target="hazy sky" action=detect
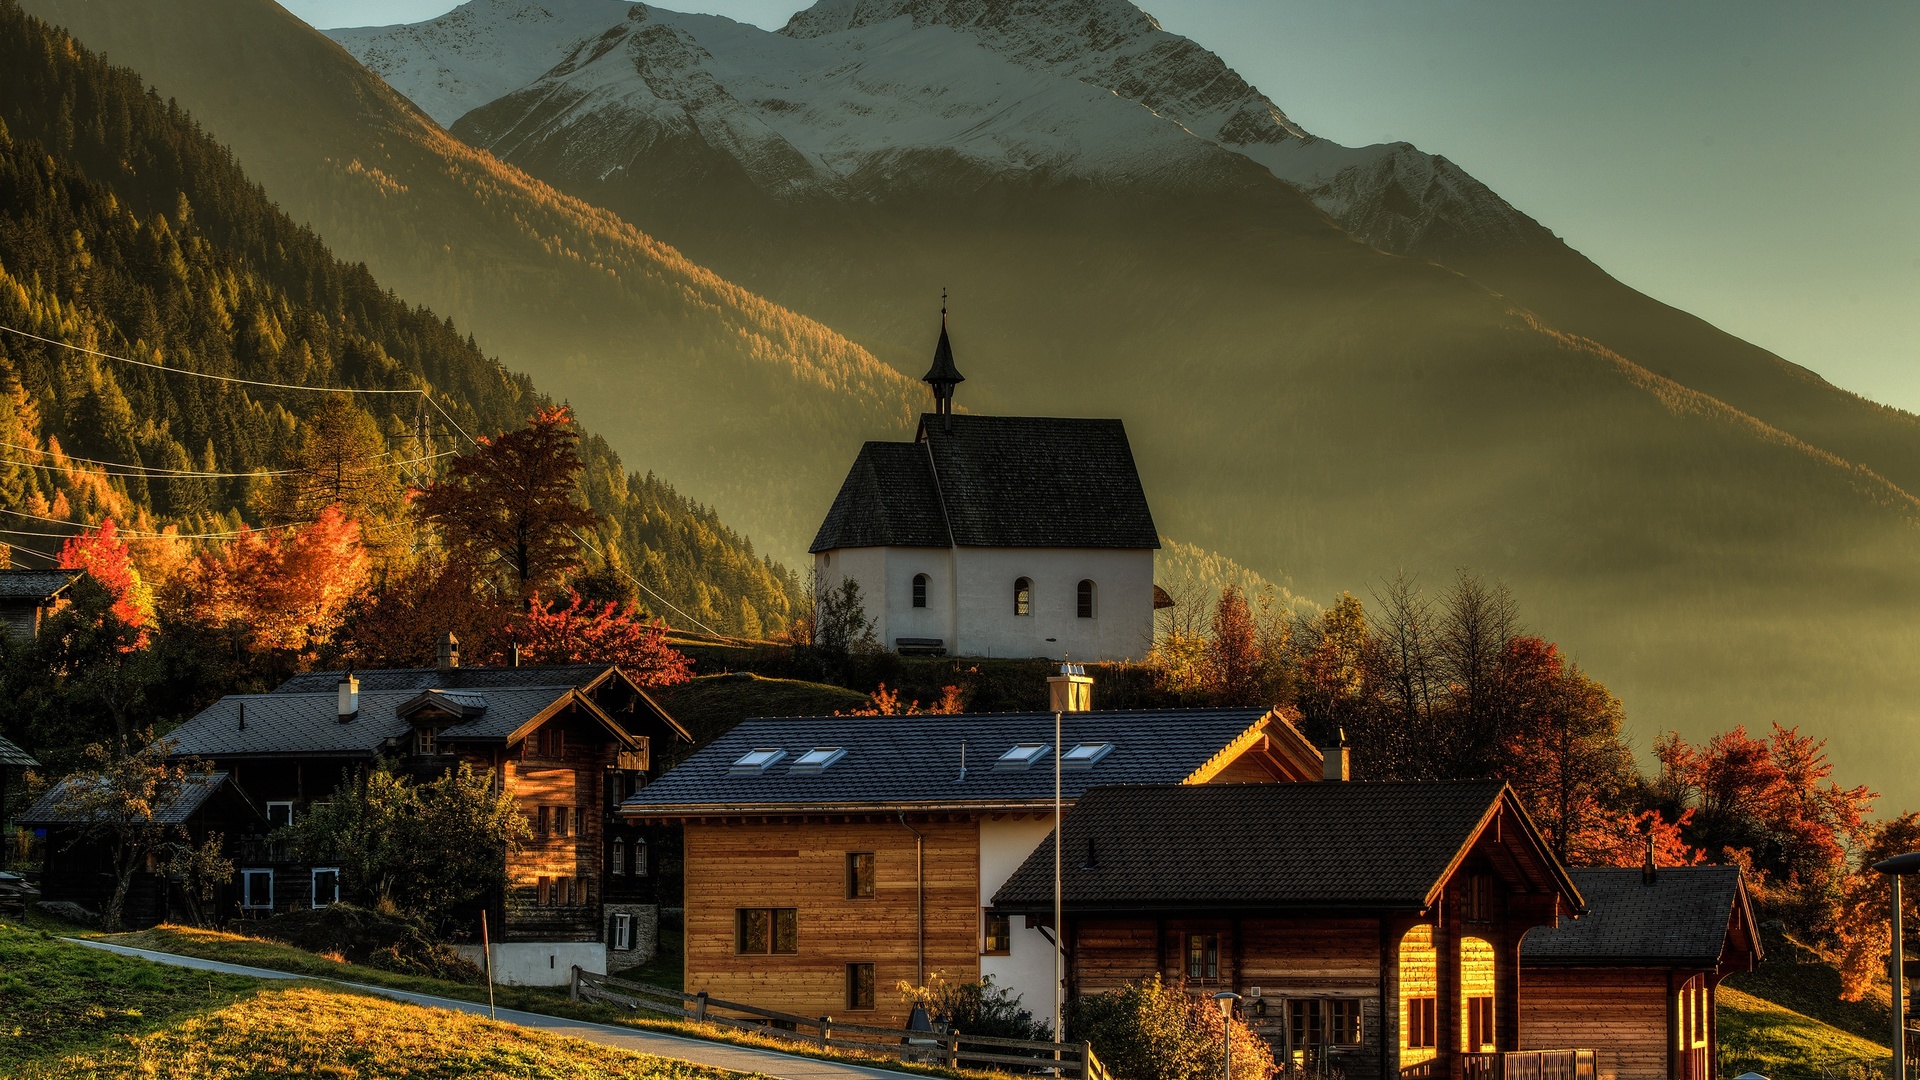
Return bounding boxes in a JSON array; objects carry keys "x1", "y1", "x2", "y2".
[{"x1": 289, "y1": 0, "x2": 1920, "y2": 412}]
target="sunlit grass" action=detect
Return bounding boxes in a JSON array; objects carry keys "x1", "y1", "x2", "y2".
[{"x1": 1719, "y1": 987, "x2": 1890, "y2": 1080}]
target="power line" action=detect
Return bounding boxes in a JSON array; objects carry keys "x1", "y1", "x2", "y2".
[
  {"x1": 0, "y1": 508, "x2": 300, "y2": 541},
  {"x1": 566, "y1": 525, "x2": 726, "y2": 640},
  {"x1": 0, "y1": 441, "x2": 455, "y2": 480},
  {"x1": 0, "y1": 324, "x2": 425, "y2": 394}
]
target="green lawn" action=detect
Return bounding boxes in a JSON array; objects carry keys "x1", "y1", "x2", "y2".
[
  {"x1": 1723, "y1": 932, "x2": 1891, "y2": 1045},
  {"x1": 1718, "y1": 987, "x2": 1890, "y2": 1080}
]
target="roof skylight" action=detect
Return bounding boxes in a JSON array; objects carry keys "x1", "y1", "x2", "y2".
[
  {"x1": 789, "y1": 747, "x2": 846, "y2": 775},
  {"x1": 1061, "y1": 742, "x2": 1115, "y2": 770},
  {"x1": 729, "y1": 748, "x2": 787, "y2": 775},
  {"x1": 995, "y1": 743, "x2": 1051, "y2": 771}
]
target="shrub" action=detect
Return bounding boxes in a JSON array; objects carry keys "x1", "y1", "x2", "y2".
[
  {"x1": 1071, "y1": 976, "x2": 1275, "y2": 1080},
  {"x1": 898, "y1": 975, "x2": 1052, "y2": 1041},
  {"x1": 253, "y1": 903, "x2": 484, "y2": 983}
]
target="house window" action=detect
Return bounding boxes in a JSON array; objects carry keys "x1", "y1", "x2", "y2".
[
  {"x1": 554, "y1": 806, "x2": 570, "y2": 838},
  {"x1": 577, "y1": 877, "x2": 590, "y2": 907},
  {"x1": 537, "y1": 806, "x2": 551, "y2": 837},
  {"x1": 1077, "y1": 579, "x2": 1095, "y2": 618},
  {"x1": 847, "y1": 852, "x2": 875, "y2": 899},
  {"x1": 311, "y1": 868, "x2": 340, "y2": 908},
  {"x1": 1013, "y1": 577, "x2": 1032, "y2": 616},
  {"x1": 983, "y1": 912, "x2": 1011, "y2": 955},
  {"x1": 912, "y1": 574, "x2": 929, "y2": 608},
  {"x1": 737, "y1": 908, "x2": 798, "y2": 954},
  {"x1": 1406, "y1": 997, "x2": 1437, "y2": 1049},
  {"x1": 1467, "y1": 996, "x2": 1495, "y2": 1050},
  {"x1": 634, "y1": 838, "x2": 648, "y2": 877},
  {"x1": 1289, "y1": 1000, "x2": 1323, "y2": 1052},
  {"x1": 613, "y1": 838, "x2": 626, "y2": 876},
  {"x1": 415, "y1": 726, "x2": 437, "y2": 756},
  {"x1": 1185, "y1": 933, "x2": 1219, "y2": 981},
  {"x1": 538, "y1": 876, "x2": 552, "y2": 905},
  {"x1": 1328, "y1": 999, "x2": 1362, "y2": 1046},
  {"x1": 241, "y1": 868, "x2": 273, "y2": 911},
  {"x1": 847, "y1": 963, "x2": 876, "y2": 1010},
  {"x1": 1464, "y1": 872, "x2": 1494, "y2": 922},
  {"x1": 265, "y1": 802, "x2": 295, "y2": 830},
  {"x1": 613, "y1": 912, "x2": 634, "y2": 951}
]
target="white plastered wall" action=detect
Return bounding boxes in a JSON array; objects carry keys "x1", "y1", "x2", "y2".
[
  {"x1": 453, "y1": 942, "x2": 607, "y2": 987},
  {"x1": 979, "y1": 816, "x2": 1062, "y2": 1028}
]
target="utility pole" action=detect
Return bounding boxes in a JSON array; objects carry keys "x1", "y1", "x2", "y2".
[{"x1": 1054, "y1": 705, "x2": 1064, "y2": 1059}]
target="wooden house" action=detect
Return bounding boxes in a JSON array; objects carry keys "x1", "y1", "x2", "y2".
[
  {"x1": 621, "y1": 702, "x2": 1325, "y2": 1026},
  {"x1": 165, "y1": 654, "x2": 691, "y2": 984},
  {"x1": 990, "y1": 781, "x2": 1586, "y2": 1079},
  {"x1": 19, "y1": 771, "x2": 265, "y2": 926},
  {"x1": 1521, "y1": 865, "x2": 1761, "y2": 1080},
  {"x1": 0, "y1": 568, "x2": 81, "y2": 640},
  {"x1": 0, "y1": 733, "x2": 36, "y2": 868}
]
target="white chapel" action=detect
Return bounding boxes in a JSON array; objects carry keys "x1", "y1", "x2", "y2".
[{"x1": 809, "y1": 311, "x2": 1160, "y2": 661}]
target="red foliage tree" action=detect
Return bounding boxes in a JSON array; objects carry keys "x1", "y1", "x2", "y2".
[
  {"x1": 845, "y1": 683, "x2": 966, "y2": 716},
  {"x1": 514, "y1": 591, "x2": 691, "y2": 687},
  {"x1": 58, "y1": 518, "x2": 152, "y2": 629},
  {"x1": 183, "y1": 506, "x2": 370, "y2": 651}
]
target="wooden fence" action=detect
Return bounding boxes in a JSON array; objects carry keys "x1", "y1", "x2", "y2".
[
  {"x1": 571, "y1": 968, "x2": 1109, "y2": 1079},
  {"x1": 1458, "y1": 1050, "x2": 1597, "y2": 1080}
]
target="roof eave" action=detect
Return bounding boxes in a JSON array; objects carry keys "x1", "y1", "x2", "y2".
[{"x1": 623, "y1": 798, "x2": 1068, "y2": 818}]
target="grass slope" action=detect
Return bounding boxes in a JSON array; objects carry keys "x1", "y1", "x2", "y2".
[
  {"x1": 1718, "y1": 987, "x2": 1889, "y2": 1080},
  {"x1": 1724, "y1": 932, "x2": 1891, "y2": 1046}
]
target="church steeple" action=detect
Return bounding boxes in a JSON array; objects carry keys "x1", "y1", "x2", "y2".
[{"x1": 922, "y1": 293, "x2": 964, "y2": 417}]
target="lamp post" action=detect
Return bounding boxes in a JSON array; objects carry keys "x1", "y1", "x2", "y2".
[
  {"x1": 1874, "y1": 851, "x2": 1920, "y2": 1080},
  {"x1": 1212, "y1": 991, "x2": 1241, "y2": 1080}
]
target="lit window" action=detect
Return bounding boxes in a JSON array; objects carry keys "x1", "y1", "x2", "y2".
[
  {"x1": 730, "y1": 748, "x2": 787, "y2": 775},
  {"x1": 912, "y1": 574, "x2": 929, "y2": 608},
  {"x1": 790, "y1": 747, "x2": 846, "y2": 774},
  {"x1": 1013, "y1": 577, "x2": 1032, "y2": 616},
  {"x1": 612, "y1": 838, "x2": 626, "y2": 876},
  {"x1": 983, "y1": 912, "x2": 1011, "y2": 955},
  {"x1": 995, "y1": 743, "x2": 1050, "y2": 771},
  {"x1": 1060, "y1": 742, "x2": 1114, "y2": 769},
  {"x1": 1077, "y1": 579, "x2": 1095, "y2": 618},
  {"x1": 1185, "y1": 933, "x2": 1218, "y2": 980}
]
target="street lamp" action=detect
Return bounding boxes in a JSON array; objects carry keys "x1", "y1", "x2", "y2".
[
  {"x1": 1212, "y1": 991, "x2": 1241, "y2": 1080},
  {"x1": 1874, "y1": 851, "x2": 1920, "y2": 1080}
]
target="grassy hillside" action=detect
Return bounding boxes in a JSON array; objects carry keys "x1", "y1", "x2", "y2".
[
  {"x1": 1719, "y1": 987, "x2": 1890, "y2": 1080},
  {"x1": 16, "y1": 0, "x2": 923, "y2": 558}
]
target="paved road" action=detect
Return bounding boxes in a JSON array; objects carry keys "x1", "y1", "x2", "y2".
[{"x1": 67, "y1": 938, "x2": 917, "y2": 1080}]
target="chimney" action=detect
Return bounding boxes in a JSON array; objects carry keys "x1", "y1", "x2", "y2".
[
  {"x1": 1642, "y1": 830, "x2": 1658, "y2": 886},
  {"x1": 337, "y1": 673, "x2": 360, "y2": 723},
  {"x1": 237, "y1": 699, "x2": 246, "y2": 731},
  {"x1": 511, "y1": 642, "x2": 521, "y2": 668},
  {"x1": 1047, "y1": 662, "x2": 1092, "y2": 713},
  {"x1": 1322, "y1": 728, "x2": 1350, "y2": 782},
  {"x1": 438, "y1": 631, "x2": 460, "y2": 672}
]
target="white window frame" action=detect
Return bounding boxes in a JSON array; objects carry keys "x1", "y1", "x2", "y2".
[
  {"x1": 241, "y1": 868, "x2": 274, "y2": 911},
  {"x1": 730, "y1": 748, "x2": 787, "y2": 775},
  {"x1": 265, "y1": 801, "x2": 295, "y2": 829},
  {"x1": 1061, "y1": 742, "x2": 1115, "y2": 770},
  {"x1": 995, "y1": 743, "x2": 1050, "y2": 771},
  {"x1": 612, "y1": 838, "x2": 626, "y2": 876},
  {"x1": 613, "y1": 912, "x2": 634, "y2": 951},
  {"x1": 634, "y1": 837, "x2": 648, "y2": 877},
  {"x1": 311, "y1": 867, "x2": 340, "y2": 908}
]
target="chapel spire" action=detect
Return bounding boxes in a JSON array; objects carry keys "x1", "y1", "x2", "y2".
[{"x1": 922, "y1": 291, "x2": 964, "y2": 417}]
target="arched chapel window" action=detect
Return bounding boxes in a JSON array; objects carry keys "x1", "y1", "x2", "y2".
[
  {"x1": 1077, "y1": 580, "x2": 1096, "y2": 619},
  {"x1": 1014, "y1": 578, "x2": 1032, "y2": 617},
  {"x1": 612, "y1": 838, "x2": 626, "y2": 876},
  {"x1": 912, "y1": 574, "x2": 929, "y2": 608}
]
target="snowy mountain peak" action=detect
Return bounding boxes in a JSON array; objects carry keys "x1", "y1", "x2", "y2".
[{"x1": 780, "y1": 0, "x2": 1161, "y2": 42}]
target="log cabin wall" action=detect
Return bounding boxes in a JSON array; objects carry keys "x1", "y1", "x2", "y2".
[
  {"x1": 1520, "y1": 968, "x2": 1667, "y2": 1080},
  {"x1": 683, "y1": 817, "x2": 982, "y2": 1027},
  {"x1": 501, "y1": 711, "x2": 616, "y2": 943}
]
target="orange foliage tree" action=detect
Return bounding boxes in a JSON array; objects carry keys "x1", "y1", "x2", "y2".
[
  {"x1": 182, "y1": 506, "x2": 370, "y2": 651},
  {"x1": 58, "y1": 518, "x2": 153, "y2": 629},
  {"x1": 512, "y1": 591, "x2": 692, "y2": 688},
  {"x1": 845, "y1": 683, "x2": 966, "y2": 716}
]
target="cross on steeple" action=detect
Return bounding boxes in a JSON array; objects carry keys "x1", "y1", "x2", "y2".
[{"x1": 922, "y1": 291, "x2": 965, "y2": 417}]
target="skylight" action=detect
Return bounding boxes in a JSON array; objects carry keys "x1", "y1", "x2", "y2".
[
  {"x1": 1061, "y1": 742, "x2": 1114, "y2": 770},
  {"x1": 995, "y1": 743, "x2": 1051, "y2": 771},
  {"x1": 789, "y1": 747, "x2": 846, "y2": 775},
  {"x1": 729, "y1": 748, "x2": 787, "y2": 775}
]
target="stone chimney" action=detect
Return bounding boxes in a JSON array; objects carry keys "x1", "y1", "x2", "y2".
[
  {"x1": 1322, "y1": 728, "x2": 1350, "y2": 782},
  {"x1": 437, "y1": 631, "x2": 460, "y2": 672},
  {"x1": 337, "y1": 673, "x2": 359, "y2": 723},
  {"x1": 1047, "y1": 662, "x2": 1092, "y2": 713}
]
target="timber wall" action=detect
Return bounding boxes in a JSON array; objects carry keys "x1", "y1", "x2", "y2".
[{"x1": 1521, "y1": 967, "x2": 1667, "y2": 1080}]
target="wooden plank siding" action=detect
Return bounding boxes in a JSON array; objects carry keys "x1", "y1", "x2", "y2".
[
  {"x1": 683, "y1": 818, "x2": 982, "y2": 1027},
  {"x1": 1521, "y1": 968, "x2": 1667, "y2": 1080},
  {"x1": 500, "y1": 709, "x2": 619, "y2": 942}
]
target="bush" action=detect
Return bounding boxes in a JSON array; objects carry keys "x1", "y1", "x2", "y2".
[
  {"x1": 899, "y1": 975, "x2": 1052, "y2": 1041},
  {"x1": 1071, "y1": 976, "x2": 1275, "y2": 1080},
  {"x1": 253, "y1": 903, "x2": 483, "y2": 983}
]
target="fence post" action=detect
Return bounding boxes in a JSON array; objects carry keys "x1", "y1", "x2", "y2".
[
  {"x1": 947, "y1": 1030, "x2": 960, "y2": 1069},
  {"x1": 570, "y1": 964, "x2": 581, "y2": 1002},
  {"x1": 694, "y1": 991, "x2": 709, "y2": 1022},
  {"x1": 1081, "y1": 1041, "x2": 1097, "y2": 1080},
  {"x1": 819, "y1": 1016, "x2": 832, "y2": 1049}
]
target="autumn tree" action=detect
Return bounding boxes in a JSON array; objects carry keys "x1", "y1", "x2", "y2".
[
  {"x1": 43, "y1": 733, "x2": 222, "y2": 931},
  {"x1": 514, "y1": 591, "x2": 692, "y2": 687},
  {"x1": 846, "y1": 683, "x2": 966, "y2": 716},
  {"x1": 414, "y1": 406, "x2": 600, "y2": 601},
  {"x1": 337, "y1": 553, "x2": 512, "y2": 668},
  {"x1": 58, "y1": 518, "x2": 153, "y2": 630},
  {"x1": 259, "y1": 396, "x2": 402, "y2": 528},
  {"x1": 1202, "y1": 586, "x2": 1265, "y2": 705},
  {"x1": 177, "y1": 506, "x2": 370, "y2": 652}
]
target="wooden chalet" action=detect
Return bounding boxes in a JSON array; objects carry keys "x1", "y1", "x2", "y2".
[
  {"x1": 0, "y1": 568, "x2": 81, "y2": 640},
  {"x1": 621, "y1": 702, "x2": 1324, "y2": 1026},
  {"x1": 164, "y1": 650, "x2": 691, "y2": 983},
  {"x1": 20, "y1": 771, "x2": 265, "y2": 926},
  {"x1": 990, "y1": 781, "x2": 1585, "y2": 1079},
  {"x1": 1521, "y1": 865, "x2": 1761, "y2": 1080},
  {"x1": 0, "y1": 733, "x2": 36, "y2": 868}
]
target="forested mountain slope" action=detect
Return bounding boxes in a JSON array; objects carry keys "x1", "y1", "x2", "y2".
[
  {"x1": 15, "y1": 0, "x2": 923, "y2": 558},
  {"x1": 0, "y1": 1, "x2": 798, "y2": 635}
]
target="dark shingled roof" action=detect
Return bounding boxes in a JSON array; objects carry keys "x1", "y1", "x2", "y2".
[
  {"x1": 19, "y1": 771, "x2": 238, "y2": 826},
  {"x1": 810, "y1": 415, "x2": 1159, "y2": 552},
  {"x1": 623, "y1": 709, "x2": 1277, "y2": 813},
  {"x1": 1524, "y1": 866, "x2": 1753, "y2": 967},
  {"x1": 275, "y1": 664, "x2": 613, "y2": 694},
  {"x1": 0, "y1": 569, "x2": 82, "y2": 601},
  {"x1": 0, "y1": 734, "x2": 38, "y2": 767},
  {"x1": 167, "y1": 685, "x2": 596, "y2": 759},
  {"x1": 993, "y1": 781, "x2": 1539, "y2": 913}
]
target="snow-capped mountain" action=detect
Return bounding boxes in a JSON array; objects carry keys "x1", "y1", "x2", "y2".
[{"x1": 330, "y1": 0, "x2": 1544, "y2": 255}]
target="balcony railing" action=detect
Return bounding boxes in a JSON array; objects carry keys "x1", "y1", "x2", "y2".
[{"x1": 1454, "y1": 1051, "x2": 1598, "y2": 1080}]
